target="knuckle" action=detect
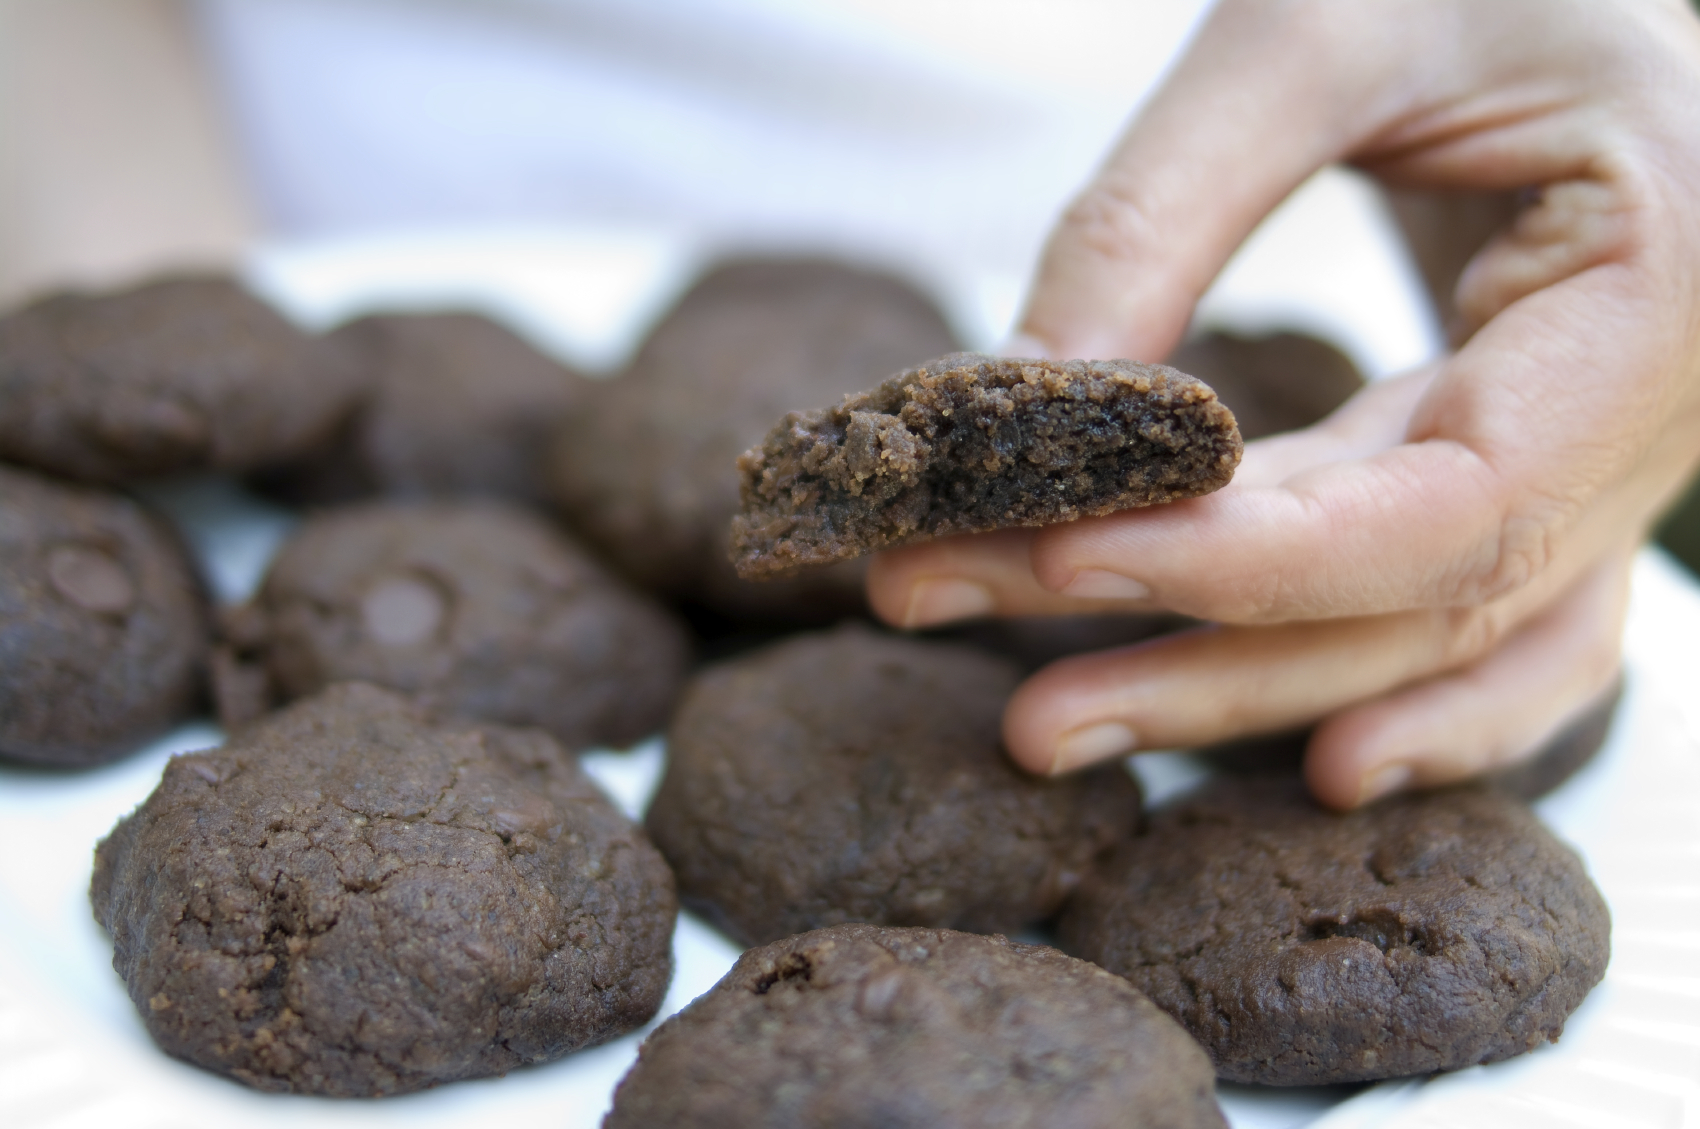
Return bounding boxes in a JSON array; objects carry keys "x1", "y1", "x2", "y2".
[
  {"x1": 1451, "y1": 506, "x2": 1562, "y2": 606},
  {"x1": 1436, "y1": 604, "x2": 1512, "y2": 668},
  {"x1": 1579, "y1": 619, "x2": 1627, "y2": 680},
  {"x1": 1575, "y1": 587, "x2": 1631, "y2": 683}
]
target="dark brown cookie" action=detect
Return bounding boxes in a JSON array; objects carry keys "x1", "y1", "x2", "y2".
[
  {"x1": 1386, "y1": 188, "x2": 1523, "y2": 332},
  {"x1": 1486, "y1": 676, "x2": 1624, "y2": 800},
  {"x1": 91, "y1": 682, "x2": 677, "y2": 1096},
  {"x1": 549, "y1": 258, "x2": 959, "y2": 621},
  {"x1": 1059, "y1": 776, "x2": 1610, "y2": 1085},
  {"x1": 646, "y1": 625, "x2": 1142, "y2": 946},
  {"x1": 1165, "y1": 331, "x2": 1363, "y2": 441},
  {"x1": 1, "y1": 464, "x2": 207, "y2": 766},
  {"x1": 731, "y1": 353, "x2": 1242, "y2": 579},
  {"x1": 0, "y1": 276, "x2": 365, "y2": 483},
  {"x1": 1197, "y1": 677, "x2": 1624, "y2": 802},
  {"x1": 254, "y1": 312, "x2": 588, "y2": 505},
  {"x1": 606, "y1": 924, "x2": 1226, "y2": 1129},
  {"x1": 218, "y1": 500, "x2": 688, "y2": 749},
  {"x1": 935, "y1": 612, "x2": 1192, "y2": 673}
]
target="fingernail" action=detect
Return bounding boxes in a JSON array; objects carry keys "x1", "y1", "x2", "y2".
[
  {"x1": 1061, "y1": 569, "x2": 1151, "y2": 600},
  {"x1": 1358, "y1": 763, "x2": 1412, "y2": 805},
  {"x1": 902, "y1": 578, "x2": 995, "y2": 627},
  {"x1": 998, "y1": 333, "x2": 1053, "y2": 360},
  {"x1": 1052, "y1": 722, "x2": 1138, "y2": 774}
]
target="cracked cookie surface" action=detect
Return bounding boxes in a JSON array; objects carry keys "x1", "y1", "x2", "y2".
[
  {"x1": 90, "y1": 682, "x2": 677, "y2": 1096},
  {"x1": 606, "y1": 923, "x2": 1226, "y2": 1129},
  {"x1": 731, "y1": 352, "x2": 1241, "y2": 578},
  {"x1": 645, "y1": 626, "x2": 1141, "y2": 946},
  {"x1": 1058, "y1": 776, "x2": 1610, "y2": 1085}
]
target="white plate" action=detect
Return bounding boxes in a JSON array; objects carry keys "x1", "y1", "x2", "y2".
[
  {"x1": 4, "y1": 469, "x2": 1698, "y2": 1128},
  {"x1": 4, "y1": 226, "x2": 1696, "y2": 1126}
]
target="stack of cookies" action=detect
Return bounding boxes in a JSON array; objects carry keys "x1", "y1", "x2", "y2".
[{"x1": 0, "y1": 263, "x2": 1610, "y2": 1124}]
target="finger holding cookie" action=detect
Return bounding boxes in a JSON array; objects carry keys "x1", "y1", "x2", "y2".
[{"x1": 867, "y1": 0, "x2": 1700, "y2": 807}]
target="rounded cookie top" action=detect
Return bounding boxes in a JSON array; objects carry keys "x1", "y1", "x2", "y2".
[
  {"x1": 645, "y1": 625, "x2": 1142, "y2": 945},
  {"x1": 607, "y1": 923, "x2": 1226, "y2": 1129},
  {"x1": 549, "y1": 258, "x2": 958, "y2": 621},
  {"x1": 90, "y1": 682, "x2": 678, "y2": 1097},
  {"x1": 225, "y1": 500, "x2": 688, "y2": 749},
  {"x1": 0, "y1": 276, "x2": 365, "y2": 483},
  {"x1": 0, "y1": 463, "x2": 206, "y2": 766},
  {"x1": 256, "y1": 312, "x2": 587, "y2": 505},
  {"x1": 1059, "y1": 775, "x2": 1611, "y2": 1085}
]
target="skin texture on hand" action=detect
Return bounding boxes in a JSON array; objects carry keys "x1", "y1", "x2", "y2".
[{"x1": 866, "y1": 0, "x2": 1700, "y2": 808}]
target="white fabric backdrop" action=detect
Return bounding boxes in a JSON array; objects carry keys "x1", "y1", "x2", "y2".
[{"x1": 199, "y1": 0, "x2": 1441, "y2": 375}]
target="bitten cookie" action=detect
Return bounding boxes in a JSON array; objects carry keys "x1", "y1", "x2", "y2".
[
  {"x1": 731, "y1": 352, "x2": 1242, "y2": 578},
  {"x1": 1059, "y1": 776, "x2": 1611, "y2": 1085},
  {"x1": 1, "y1": 464, "x2": 206, "y2": 766},
  {"x1": 91, "y1": 682, "x2": 678, "y2": 1096},
  {"x1": 645, "y1": 626, "x2": 1142, "y2": 946},
  {"x1": 255, "y1": 312, "x2": 587, "y2": 505},
  {"x1": 218, "y1": 500, "x2": 687, "y2": 749},
  {"x1": 925, "y1": 333, "x2": 1348, "y2": 666},
  {"x1": 0, "y1": 276, "x2": 364, "y2": 483},
  {"x1": 549, "y1": 258, "x2": 959, "y2": 621},
  {"x1": 605, "y1": 924, "x2": 1227, "y2": 1129}
]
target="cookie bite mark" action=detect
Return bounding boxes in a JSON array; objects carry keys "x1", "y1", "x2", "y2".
[{"x1": 730, "y1": 353, "x2": 1242, "y2": 578}]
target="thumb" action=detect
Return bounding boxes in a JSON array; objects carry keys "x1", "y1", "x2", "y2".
[{"x1": 1019, "y1": 0, "x2": 1418, "y2": 361}]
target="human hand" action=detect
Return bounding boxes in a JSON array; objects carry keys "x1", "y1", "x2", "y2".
[{"x1": 867, "y1": 0, "x2": 1700, "y2": 808}]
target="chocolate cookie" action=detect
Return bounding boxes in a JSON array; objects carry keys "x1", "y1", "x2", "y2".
[
  {"x1": 731, "y1": 353, "x2": 1242, "y2": 579},
  {"x1": 218, "y1": 500, "x2": 688, "y2": 749},
  {"x1": 646, "y1": 626, "x2": 1142, "y2": 946},
  {"x1": 1386, "y1": 188, "x2": 1523, "y2": 329},
  {"x1": 1165, "y1": 331, "x2": 1363, "y2": 441},
  {"x1": 91, "y1": 683, "x2": 677, "y2": 1096},
  {"x1": 1, "y1": 464, "x2": 206, "y2": 766},
  {"x1": 255, "y1": 312, "x2": 587, "y2": 505},
  {"x1": 1487, "y1": 676, "x2": 1624, "y2": 800},
  {"x1": 606, "y1": 924, "x2": 1226, "y2": 1129},
  {"x1": 1198, "y1": 677, "x2": 1624, "y2": 802},
  {"x1": 0, "y1": 276, "x2": 364, "y2": 483},
  {"x1": 1059, "y1": 776, "x2": 1610, "y2": 1085},
  {"x1": 935, "y1": 612, "x2": 1192, "y2": 673},
  {"x1": 549, "y1": 258, "x2": 959, "y2": 621}
]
